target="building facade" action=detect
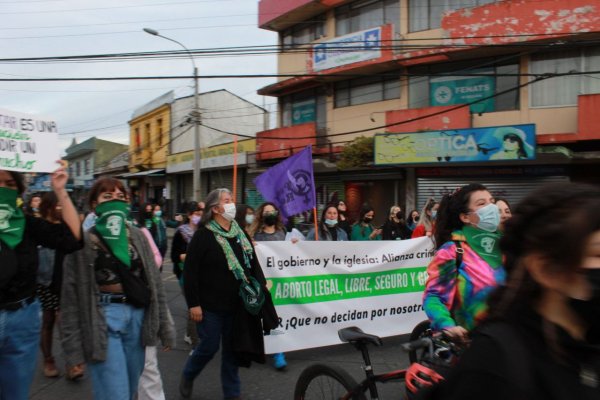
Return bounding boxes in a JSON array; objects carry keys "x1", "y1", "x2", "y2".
[
  {"x1": 257, "y1": 0, "x2": 600, "y2": 225},
  {"x1": 64, "y1": 137, "x2": 128, "y2": 212}
]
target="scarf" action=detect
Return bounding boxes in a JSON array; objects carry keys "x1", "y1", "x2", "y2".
[
  {"x1": 455, "y1": 225, "x2": 502, "y2": 268},
  {"x1": 0, "y1": 187, "x2": 25, "y2": 249},
  {"x1": 95, "y1": 200, "x2": 131, "y2": 268},
  {"x1": 177, "y1": 223, "x2": 195, "y2": 244},
  {"x1": 206, "y1": 219, "x2": 253, "y2": 281}
]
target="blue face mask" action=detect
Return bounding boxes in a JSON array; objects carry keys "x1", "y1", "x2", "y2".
[
  {"x1": 153, "y1": 210, "x2": 162, "y2": 218},
  {"x1": 431, "y1": 210, "x2": 437, "y2": 219},
  {"x1": 324, "y1": 219, "x2": 338, "y2": 227},
  {"x1": 473, "y1": 203, "x2": 500, "y2": 232}
]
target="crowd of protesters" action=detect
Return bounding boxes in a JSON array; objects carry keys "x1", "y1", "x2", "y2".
[{"x1": 1, "y1": 161, "x2": 598, "y2": 400}]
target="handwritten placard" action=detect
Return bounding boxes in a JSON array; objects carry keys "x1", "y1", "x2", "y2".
[{"x1": 0, "y1": 108, "x2": 60, "y2": 173}]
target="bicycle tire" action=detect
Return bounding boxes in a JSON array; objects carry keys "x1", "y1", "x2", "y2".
[
  {"x1": 294, "y1": 364, "x2": 367, "y2": 400},
  {"x1": 408, "y1": 320, "x2": 431, "y2": 364}
]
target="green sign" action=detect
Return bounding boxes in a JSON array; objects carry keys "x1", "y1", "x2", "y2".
[
  {"x1": 292, "y1": 100, "x2": 316, "y2": 125},
  {"x1": 430, "y1": 72, "x2": 495, "y2": 113}
]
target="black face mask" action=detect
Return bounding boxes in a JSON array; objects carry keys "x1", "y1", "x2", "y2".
[
  {"x1": 395, "y1": 211, "x2": 404, "y2": 221},
  {"x1": 363, "y1": 217, "x2": 373, "y2": 224},
  {"x1": 263, "y1": 214, "x2": 278, "y2": 227},
  {"x1": 569, "y1": 269, "x2": 600, "y2": 342}
]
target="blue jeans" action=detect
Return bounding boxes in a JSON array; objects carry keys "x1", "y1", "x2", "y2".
[
  {"x1": 183, "y1": 310, "x2": 240, "y2": 399},
  {"x1": 0, "y1": 299, "x2": 41, "y2": 400},
  {"x1": 89, "y1": 302, "x2": 145, "y2": 400}
]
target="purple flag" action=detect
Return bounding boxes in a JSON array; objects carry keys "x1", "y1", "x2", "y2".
[{"x1": 253, "y1": 146, "x2": 316, "y2": 219}]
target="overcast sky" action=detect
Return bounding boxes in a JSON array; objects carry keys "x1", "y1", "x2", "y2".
[{"x1": 0, "y1": 0, "x2": 278, "y2": 152}]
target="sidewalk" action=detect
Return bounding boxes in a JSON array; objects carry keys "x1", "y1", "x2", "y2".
[{"x1": 29, "y1": 260, "x2": 412, "y2": 399}]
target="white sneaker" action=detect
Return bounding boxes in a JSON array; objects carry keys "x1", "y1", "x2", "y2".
[{"x1": 183, "y1": 335, "x2": 192, "y2": 345}]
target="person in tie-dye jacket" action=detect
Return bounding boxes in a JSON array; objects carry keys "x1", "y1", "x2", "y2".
[{"x1": 423, "y1": 183, "x2": 506, "y2": 342}]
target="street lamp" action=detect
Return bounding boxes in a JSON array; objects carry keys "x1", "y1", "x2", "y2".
[{"x1": 143, "y1": 28, "x2": 202, "y2": 202}]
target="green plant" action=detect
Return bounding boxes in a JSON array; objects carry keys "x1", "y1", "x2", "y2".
[{"x1": 337, "y1": 136, "x2": 374, "y2": 169}]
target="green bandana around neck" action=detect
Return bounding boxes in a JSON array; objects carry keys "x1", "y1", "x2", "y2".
[
  {"x1": 459, "y1": 225, "x2": 502, "y2": 268},
  {"x1": 0, "y1": 187, "x2": 25, "y2": 249},
  {"x1": 206, "y1": 219, "x2": 254, "y2": 280},
  {"x1": 94, "y1": 200, "x2": 131, "y2": 268}
]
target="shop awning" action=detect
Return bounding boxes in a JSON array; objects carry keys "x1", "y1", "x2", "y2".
[{"x1": 119, "y1": 169, "x2": 165, "y2": 178}]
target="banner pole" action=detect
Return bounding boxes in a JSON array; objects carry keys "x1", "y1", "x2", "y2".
[
  {"x1": 313, "y1": 207, "x2": 319, "y2": 241},
  {"x1": 232, "y1": 135, "x2": 238, "y2": 202}
]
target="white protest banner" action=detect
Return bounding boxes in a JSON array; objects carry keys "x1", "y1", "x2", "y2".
[
  {"x1": 255, "y1": 238, "x2": 434, "y2": 353},
  {"x1": 0, "y1": 108, "x2": 60, "y2": 173}
]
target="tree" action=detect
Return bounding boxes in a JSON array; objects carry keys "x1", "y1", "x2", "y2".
[{"x1": 337, "y1": 136, "x2": 374, "y2": 169}]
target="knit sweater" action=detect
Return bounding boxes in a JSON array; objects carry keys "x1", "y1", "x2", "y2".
[{"x1": 60, "y1": 226, "x2": 175, "y2": 366}]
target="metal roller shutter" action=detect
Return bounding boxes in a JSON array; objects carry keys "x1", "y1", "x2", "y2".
[
  {"x1": 416, "y1": 176, "x2": 569, "y2": 210},
  {"x1": 206, "y1": 168, "x2": 246, "y2": 203}
]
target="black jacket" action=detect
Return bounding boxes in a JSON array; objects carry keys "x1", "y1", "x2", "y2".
[
  {"x1": 183, "y1": 225, "x2": 278, "y2": 366},
  {"x1": 382, "y1": 219, "x2": 411, "y2": 240},
  {"x1": 0, "y1": 215, "x2": 82, "y2": 304},
  {"x1": 426, "y1": 310, "x2": 600, "y2": 400}
]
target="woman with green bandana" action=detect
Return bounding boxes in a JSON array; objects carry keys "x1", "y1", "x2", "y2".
[
  {"x1": 422, "y1": 183, "x2": 506, "y2": 343},
  {"x1": 60, "y1": 177, "x2": 175, "y2": 400},
  {"x1": 179, "y1": 188, "x2": 278, "y2": 400},
  {"x1": 0, "y1": 163, "x2": 82, "y2": 400}
]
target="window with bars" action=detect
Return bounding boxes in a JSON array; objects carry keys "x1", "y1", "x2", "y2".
[
  {"x1": 530, "y1": 47, "x2": 600, "y2": 107},
  {"x1": 335, "y1": 0, "x2": 400, "y2": 36},
  {"x1": 335, "y1": 74, "x2": 400, "y2": 108},
  {"x1": 409, "y1": 0, "x2": 496, "y2": 32},
  {"x1": 281, "y1": 15, "x2": 326, "y2": 49},
  {"x1": 408, "y1": 60, "x2": 519, "y2": 112}
]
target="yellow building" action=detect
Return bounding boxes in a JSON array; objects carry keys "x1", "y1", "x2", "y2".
[{"x1": 126, "y1": 91, "x2": 173, "y2": 205}]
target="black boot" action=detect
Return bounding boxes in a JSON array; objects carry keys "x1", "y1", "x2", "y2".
[{"x1": 179, "y1": 375, "x2": 194, "y2": 398}]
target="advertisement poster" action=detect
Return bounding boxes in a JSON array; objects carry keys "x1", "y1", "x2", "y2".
[
  {"x1": 0, "y1": 108, "x2": 60, "y2": 173},
  {"x1": 256, "y1": 238, "x2": 433, "y2": 353},
  {"x1": 374, "y1": 124, "x2": 536, "y2": 165},
  {"x1": 313, "y1": 27, "x2": 381, "y2": 72},
  {"x1": 430, "y1": 71, "x2": 496, "y2": 113}
]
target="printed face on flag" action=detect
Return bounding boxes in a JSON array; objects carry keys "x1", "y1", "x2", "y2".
[{"x1": 253, "y1": 146, "x2": 316, "y2": 219}]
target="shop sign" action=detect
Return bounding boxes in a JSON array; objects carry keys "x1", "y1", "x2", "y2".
[
  {"x1": 292, "y1": 100, "x2": 316, "y2": 125},
  {"x1": 430, "y1": 71, "x2": 495, "y2": 113},
  {"x1": 167, "y1": 139, "x2": 256, "y2": 173},
  {"x1": 313, "y1": 27, "x2": 381, "y2": 72},
  {"x1": 375, "y1": 124, "x2": 536, "y2": 165}
]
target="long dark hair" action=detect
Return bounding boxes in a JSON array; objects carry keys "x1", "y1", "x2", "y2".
[
  {"x1": 355, "y1": 205, "x2": 375, "y2": 236},
  {"x1": 488, "y1": 183, "x2": 600, "y2": 322},
  {"x1": 433, "y1": 183, "x2": 488, "y2": 249},
  {"x1": 318, "y1": 204, "x2": 339, "y2": 238},
  {"x1": 40, "y1": 191, "x2": 61, "y2": 223},
  {"x1": 249, "y1": 202, "x2": 284, "y2": 237}
]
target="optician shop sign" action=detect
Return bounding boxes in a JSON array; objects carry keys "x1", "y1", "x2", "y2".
[
  {"x1": 374, "y1": 124, "x2": 536, "y2": 165},
  {"x1": 430, "y1": 70, "x2": 495, "y2": 113},
  {"x1": 312, "y1": 27, "x2": 381, "y2": 72}
]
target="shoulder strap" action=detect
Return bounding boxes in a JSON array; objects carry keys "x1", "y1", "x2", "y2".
[
  {"x1": 478, "y1": 322, "x2": 535, "y2": 397},
  {"x1": 453, "y1": 240, "x2": 463, "y2": 269}
]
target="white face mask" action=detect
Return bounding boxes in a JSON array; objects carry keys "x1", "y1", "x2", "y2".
[{"x1": 221, "y1": 203, "x2": 236, "y2": 221}]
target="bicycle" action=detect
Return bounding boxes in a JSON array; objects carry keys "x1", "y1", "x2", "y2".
[{"x1": 293, "y1": 325, "x2": 463, "y2": 400}]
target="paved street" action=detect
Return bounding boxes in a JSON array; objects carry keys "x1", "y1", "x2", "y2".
[{"x1": 29, "y1": 239, "x2": 413, "y2": 400}]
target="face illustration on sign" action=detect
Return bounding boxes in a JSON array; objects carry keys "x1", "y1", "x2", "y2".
[
  {"x1": 0, "y1": 205, "x2": 14, "y2": 230},
  {"x1": 106, "y1": 215, "x2": 122, "y2": 236}
]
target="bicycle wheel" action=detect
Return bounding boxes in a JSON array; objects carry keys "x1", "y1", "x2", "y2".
[
  {"x1": 294, "y1": 364, "x2": 367, "y2": 400},
  {"x1": 408, "y1": 320, "x2": 431, "y2": 364}
]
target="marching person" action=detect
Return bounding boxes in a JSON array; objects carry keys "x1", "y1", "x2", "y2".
[
  {"x1": 351, "y1": 205, "x2": 382, "y2": 241},
  {"x1": 180, "y1": 188, "x2": 278, "y2": 399},
  {"x1": 61, "y1": 177, "x2": 175, "y2": 400},
  {"x1": 426, "y1": 183, "x2": 600, "y2": 399},
  {"x1": 0, "y1": 163, "x2": 82, "y2": 400},
  {"x1": 382, "y1": 205, "x2": 411, "y2": 240},
  {"x1": 306, "y1": 204, "x2": 348, "y2": 241}
]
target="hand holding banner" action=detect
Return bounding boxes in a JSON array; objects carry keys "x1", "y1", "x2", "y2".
[{"x1": 0, "y1": 108, "x2": 60, "y2": 173}]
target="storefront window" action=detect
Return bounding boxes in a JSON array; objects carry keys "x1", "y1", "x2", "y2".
[
  {"x1": 408, "y1": 60, "x2": 519, "y2": 112},
  {"x1": 335, "y1": 0, "x2": 400, "y2": 36},
  {"x1": 335, "y1": 74, "x2": 400, "y2": 108},
  {"x1": 409, "y1": 0, "x2": 496, "y2": 32},
  {"x1": 530, "y1": 47, "x2": 600, "y2": 107}
]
